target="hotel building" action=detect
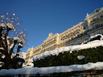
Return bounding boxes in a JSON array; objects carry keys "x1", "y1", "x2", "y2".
[{"x1": 25, "y1": 7, "x2": 103, "y2": 65}]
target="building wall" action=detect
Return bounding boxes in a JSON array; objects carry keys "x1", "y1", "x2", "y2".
[
  {"x1": 59, "y1": 22, "x2": 85, "y2": 46},
  {"x1": 25, "y1": 48, "x2": 34, "y2": 65},
  {"x1": 41, "y1": 33, "x2": 59, "y2": 51},
  {"x1": 25, "y1": 7, "x2": 103, "y2": 65},
  {"x1": 86, "y1": 8, "x2": 103, "y2": 30}
]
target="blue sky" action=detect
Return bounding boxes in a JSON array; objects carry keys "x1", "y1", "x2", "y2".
[{"x1": 0, "y1": 0, "x2": 103, "y2": 51}]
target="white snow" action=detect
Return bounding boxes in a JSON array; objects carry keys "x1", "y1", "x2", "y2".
[
  {"x1": 0, "y1": 62, "x2": 103, "y2": 75},
  {"x1": 0, "y1": 35, "x2": 103, "y2": 76},
  {"x1": 90, "y1": 34, "x2": 103, "y2": 40},
  {"x1": 77, "y1": 55, "x2": 85, "y2": 60},
  {"x1": 33, "y1": 40, "x2": 103, "y2": 61}
]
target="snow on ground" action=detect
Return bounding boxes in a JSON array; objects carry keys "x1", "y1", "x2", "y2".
[
  {"x1": 33, "y1": 40, "x2": 103, "y2": 61},
  {"x1": 0, "y1": 62, "x2": 103, "y2": 75}
]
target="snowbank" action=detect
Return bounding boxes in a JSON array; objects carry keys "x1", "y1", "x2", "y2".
[
  {"x1": 0, "y1": 62, "x2": 103, "y2": 75},
  {"x1": 33, "y1": 40, "x2": 103, "y2": 60}
]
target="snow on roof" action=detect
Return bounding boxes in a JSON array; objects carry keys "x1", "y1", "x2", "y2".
[{"x1": 90, "y1": 34, "x2": 103, "y2": 39}]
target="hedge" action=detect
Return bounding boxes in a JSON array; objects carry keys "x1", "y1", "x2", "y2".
[{"x1": 33, "y1": 46, "x2": 103, "y2": 67}]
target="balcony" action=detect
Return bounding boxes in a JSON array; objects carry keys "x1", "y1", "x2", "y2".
[{"x1": 90, "y1": 17, "x2": 103, "y2": 25}]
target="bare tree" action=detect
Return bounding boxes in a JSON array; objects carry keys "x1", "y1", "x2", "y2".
[{"x1": 0, "y1": 13, "x2": 25, "y2": 69}]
